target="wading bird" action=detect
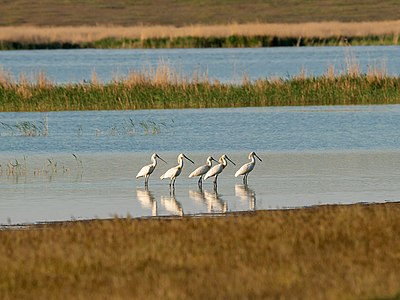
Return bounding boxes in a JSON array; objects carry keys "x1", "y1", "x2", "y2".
[
  {"x1": 160, "y1": 153, "x2": 194, "y2": 188},
  {"x1": 188, "y1": 156, "x2": 218, "y2": 188},
  {"x1": 136, "y1": 153, "x2": 167, "y2": 186},
  {"x1": 204, "y1": 154, "x2": 236, "y2": 188},
  {"x1": 235, "y1": 151, "x2": 262, "y2": 184}
]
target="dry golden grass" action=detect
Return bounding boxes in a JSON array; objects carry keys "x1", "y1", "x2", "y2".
[
  {"x1": 0, "y1": 20, "x2": 399, "y2": 44},
  {"x1": 1, "y1": 203, "x2": 400, "y2": 299}
]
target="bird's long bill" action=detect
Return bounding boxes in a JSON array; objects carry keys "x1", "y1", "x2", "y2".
[
  {"x1": 211, "y1": 157, "x2": 218, "y2": 163},
  {"x1": 157, "y1": 155, "x2": 167, "y2": 164},
  {"x1": 226, "y1": 156, "x2": 236, "y2": 165},
  {"x1": 255, "y1": 153, "x2": 262, "y2": 162},
  {"x1": 184, "y1": 155, "x2": 195, "y2": 164}
]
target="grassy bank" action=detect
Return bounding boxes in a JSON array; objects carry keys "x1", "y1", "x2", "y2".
[
  {"x1": 1, "y1": 203, "x2": 400, "y2": 299},
  {"x1": 1, "y1": 21, "x2": 399, "y2": 49},
  {"x1": 2, "y1": 34, "x2": 399, "y2": 50},
  {"x1": 0, "y1": 68, "x2": 399, "y2": 112}
]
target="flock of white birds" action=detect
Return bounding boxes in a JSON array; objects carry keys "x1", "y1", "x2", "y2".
[{"x1": 136, "y1": 151, "x2": 262, "y2": 188}]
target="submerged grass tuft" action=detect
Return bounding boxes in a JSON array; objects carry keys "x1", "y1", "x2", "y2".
[
  {"x1": 0, "y1": 114, "x2": 48, "y2": 136},
  {"x1": 0, "y1": 155, "x2": 80, "y2": 178}
]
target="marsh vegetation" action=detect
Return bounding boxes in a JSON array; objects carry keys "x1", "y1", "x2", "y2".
[
  {"x1": 0, "y1": 154, "x2": 82, "y2": 178},
  {"x1": 1, "y1": 203, "x2": 400, "y2": 299},
  {"x1": 0, "y1": 61, "x2": 399, "y2": 112}
]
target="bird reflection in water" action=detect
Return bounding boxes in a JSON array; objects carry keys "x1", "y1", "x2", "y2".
[
  {"x1": 136, "y1": 187, "x2": 157, "y2": 216},
  {"x1": 189, "y1": 187, "x2": 227, "y2": 214},
  {"x1": 188, "y1": 188, "x2": 207, "y2": 205},
  {"x1": 235, "y1": 184, "x2": 256, "y2": 211},
  {"x1": 160, "y1": 188, "x2": 184, "y2": 217}
]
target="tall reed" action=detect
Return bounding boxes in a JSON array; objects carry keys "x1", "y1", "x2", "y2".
[{"x1": 0, "y1": 62, "x2": 399, "y2": 112}]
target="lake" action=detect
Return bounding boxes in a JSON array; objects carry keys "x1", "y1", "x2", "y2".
[
  {"x1": 1, "y1": 105, "x2": 400, "y2": 225},
  {"x1": 0, "y1": 46, "x2": 400, "y2": 83}
]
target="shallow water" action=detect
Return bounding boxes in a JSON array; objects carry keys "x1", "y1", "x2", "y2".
[
  {"x1": 1, "y1": 151, "x2": 399, "y2": 225},
  {"x1": 1, "y1": 46, "x2": 399, "y2": 83},
  {"x1": 1, "y1": 105, "x2": 400, "y2": 224}
]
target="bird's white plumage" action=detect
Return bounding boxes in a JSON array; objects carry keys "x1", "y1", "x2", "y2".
[
  {"x1": 204, "y1": 154, "x2": 235, "y2": 181},
  {"x1": 189, "y1": 156, "x2": 216, "y2": 178},
  {"x1": 160, "y1": 153, "x2": 194, "y2": 186},
  {"x1": 234, "y1": 152, "x2": 262, "y2": 183},
  {"x1": 160, "y1": 166, "x2": 182, "y2": 180},
  {"x1": 136, "y1": 153, "x2": 166, "y2": 186},
  {"x1": 204, "y1": 164, "x2": 224, "y2": 180},
  {"x1": 234, "y1": 162, "x2": 254, "y2": 177},
  {"x1": 136, "y1": 164, "x2": 154, "y2": 178}
]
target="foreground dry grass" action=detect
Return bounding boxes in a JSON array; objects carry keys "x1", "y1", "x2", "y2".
[
  {"x1": 1, "y1": 21, "x2": 399, "y2": 44},
  {"x1": 1, "y1": 203, "x2": 400, "y2": 299}
]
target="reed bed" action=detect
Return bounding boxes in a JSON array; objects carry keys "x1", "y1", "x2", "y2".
[
  {"x1": 1, "y1": 20, "x2": 400, "y2": 49},
  {"x1": 1, "y1": 202, "x2": 400, "y2": 299},
  {"x1": 0, "y1": 64, "x2": 399, "y2": 112}
]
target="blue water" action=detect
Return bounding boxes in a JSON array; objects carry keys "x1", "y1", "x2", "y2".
[
  {"x1": 1, "y1": 105, "x2": 400, "y2": 154},
  {"x1": 0, "y1": 46, "x2": 399, "y2": 83},
  {"x1": 2, "y1": 46, "x2": 400, "y2": 225},
  {"x1": 1, "y1": 106, "x2": 400, "y2": 225}
]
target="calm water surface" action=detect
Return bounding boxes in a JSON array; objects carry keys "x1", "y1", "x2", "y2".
[
  {"x1": 1, "y1": 105, "x2": 400, "y2": 224},
  {"x1": 1, "y1": 46, "x2": 399, "y2": 83}
]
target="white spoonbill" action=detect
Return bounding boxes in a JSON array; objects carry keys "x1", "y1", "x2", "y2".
[
  {"x1": 160, "y1": 153, "x2": 194, "y2": 187},
  {"x1": 188, "y1": 156, "x2": 218, "y2": 188},
  {"x1": 204, "y1": 154, "x2": 236, "y2": 188},
  {"x1": 235, "y1": 151, "x2": 262, "y2": 184},
  {"x1": 136, "y1": 153, "x2": 167, "y2": 186}
]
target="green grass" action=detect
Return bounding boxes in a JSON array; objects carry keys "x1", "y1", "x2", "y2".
[
  {"x1": 1, "y1": 34, "x2": 398, "y2": 50},
  {"x1": 1, "y1": 74, "x2": 399, "y2": 112},
  {"x1": 1, "y1": 202, "x2": 400, "y2": 299},
  {"x1": 1, "y1": 0, "x2": 399, "y2": 26}
]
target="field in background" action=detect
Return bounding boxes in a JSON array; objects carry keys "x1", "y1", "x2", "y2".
[
  {"x1": 1, "y1": 202, "x2": 400, "y2": 299},
  {"x1": 1, "y1": 1, "x2": 400, "y2": 49},
  {"x1": 1, "y1": 0, "x2": 399, "y2": 26}
]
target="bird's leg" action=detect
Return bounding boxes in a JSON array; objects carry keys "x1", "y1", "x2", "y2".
[
  {"x1": 213, "y1": 175, "x2": 218, "y2": 189},
  {"x1": 198, "y1": 176, "x2": 202, "y2": 188},
  {"x1": 242, "y1": 175, "x2": 246, "y2": 185},
  {"x1": 145, "y1": 175, "x2": 149, "y2": 186}
]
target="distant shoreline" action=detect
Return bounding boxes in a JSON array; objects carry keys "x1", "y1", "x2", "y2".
[{"x1": 1, "y1": 21, "x2": 399, "y2": 50}]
